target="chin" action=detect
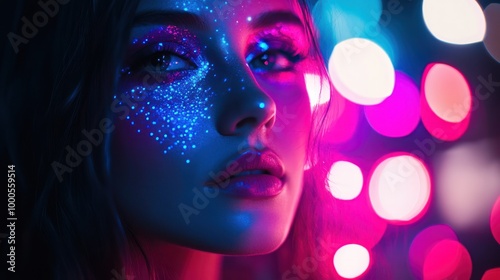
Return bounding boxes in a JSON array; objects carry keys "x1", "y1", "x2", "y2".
[
  {"x1": 163, "y1": 209, "x2": 294, "y2": 256},
  {"x1": 227, "y1": 229, "x2": 290, "y2": 256},
  {"x1": 192, "y1": 231, "x2": 289, "y2": 256}
]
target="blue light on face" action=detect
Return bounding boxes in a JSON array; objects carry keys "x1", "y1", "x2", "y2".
[
  {"x1": 117, "y1": 26, "x2": 214, "y2": 164},
  {"x1": 258, "y1": 102, "x2": 265, "y2": 109}
]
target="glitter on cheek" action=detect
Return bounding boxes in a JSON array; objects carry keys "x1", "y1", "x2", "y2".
[
  {"x1": 116, "y1": 61, "x2": 213, "y2": 164},
  {"x1": 117, "y1": 25, "x2": 215, "y2": 164}
]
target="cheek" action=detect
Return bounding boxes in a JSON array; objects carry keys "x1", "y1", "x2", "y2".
[
  {"x1": 266, "y1": 74, "x2": 311, "y2": 182},
  {"x1": 114, "y1": 63, "x2": 214, "y2": 162},
  {"x1": 261, "y1": 73, "x2": 312, "y2": 136}
]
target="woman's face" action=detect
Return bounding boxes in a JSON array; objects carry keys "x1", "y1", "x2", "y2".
[{"x1": 111, "y1": 0, "x2": 314, "y2": 254}]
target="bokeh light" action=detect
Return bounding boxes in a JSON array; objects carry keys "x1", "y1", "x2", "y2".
[
  {"x1": 306, "y1": 0, "x2": 500, "y2": 278},
  {"x1": 327, "y1": 160, "x2": 363, "y2": 200},
  {"x1": 364, "y1": 71, "x2": 420, "y2": 138},
  {"x1": 328, "y1": 38, "x2": 395, "y2": 105},
  {"x1": 329, "y1": 0, "x2": 382, "y2": 23},
  {"x1": 409, "y1": 225, "x2": 458, "y2": 278},
  {"x1": 421, "y1": 63, "x2": 471, "y2": 141},
  {"x1": 311, "y1": 0, "x2": 386, "y2": 59},
  {"x1": 423, "y1": 63, "x2": 471, "y2": 123},
  {"x1": 435, "y1": 139, "x2": 500, "y2": 230},
  {"x1": 369, "y1": 153, "x2": 431, "y2": 223},
  {"x1": 422, "y1": 240, "x2": 472, "y2": 280},
  {"x1": 333, "y1": 244, "x2": 370, "y2": 279},
  {"x1": 305, "y1": 73, "x2": 331, "y2": 110},
  {"x1": 422, "y1": 0, "x2": 486, "y2": 45},
  {"x1": 482, "y1": 268, "x2": 500, "y2": 280},
  {"x1": 483, "y1": 3, "x2": 500, "y2": 63},
  {"x1": 491, "y1": 196, "x2": 500, "y2": 245}
]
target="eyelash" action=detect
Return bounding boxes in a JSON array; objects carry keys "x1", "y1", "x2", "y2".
[{"x1": 245, "y1": 39, "x2": 306, "y2": 73}]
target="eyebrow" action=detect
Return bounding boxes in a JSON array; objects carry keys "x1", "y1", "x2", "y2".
[
  {"x1": 133, "y1": 10, "x2": 208, "y2": 30},
  {"x1": 250, "y1": 10, "x2": 304, "y2": 30}
]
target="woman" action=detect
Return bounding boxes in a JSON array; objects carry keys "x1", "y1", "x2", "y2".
[{"x1": 2, "y1": 0, "x2": 336, "y2": 279}]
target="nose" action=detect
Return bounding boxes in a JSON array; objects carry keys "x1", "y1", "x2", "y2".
[{"x1": 215, "y1": 72, "x2": 276, "y2": 136}]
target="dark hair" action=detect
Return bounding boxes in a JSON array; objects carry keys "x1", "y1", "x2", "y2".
[
  {"x1": 3, "y1": 1, "x2": 140, "y2": 279},
  {"x1": 1, "y1": 0, "x2": 337, "y2": 279}
]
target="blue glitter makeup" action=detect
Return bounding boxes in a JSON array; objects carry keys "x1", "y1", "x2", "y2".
[
  {"x1": 116, "y1": 4, "x2": 310, "y2": 165},
  {"x1": 118, "y1": 26, "x2": 213, "y2": 163}
]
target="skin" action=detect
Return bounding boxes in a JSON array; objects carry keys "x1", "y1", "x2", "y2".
[{"x1": 110, "y1": 0, "x2": 315, "y2": 277}]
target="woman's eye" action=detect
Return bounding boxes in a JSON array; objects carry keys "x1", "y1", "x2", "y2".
[
  {"x1": 248, "y1": 50, "x2": 298, "y2": 72},
  {"x1": 144, "y1": 52, "x2": 195, "y2": 73}
]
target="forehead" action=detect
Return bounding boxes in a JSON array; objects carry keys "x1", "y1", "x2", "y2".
[{"x1": 135, "y1": 0, "x2": 304, "y2": 28}]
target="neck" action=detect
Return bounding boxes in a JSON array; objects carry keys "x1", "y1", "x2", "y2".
[{"x1": 125, "y1": 237, "x2": 222, "y2": 280}]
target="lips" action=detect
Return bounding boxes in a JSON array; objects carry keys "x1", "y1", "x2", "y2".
[{"x1": 204, "y1": 149, "x2": 285, "y2": 198}]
